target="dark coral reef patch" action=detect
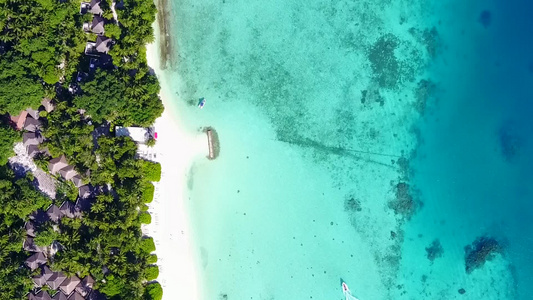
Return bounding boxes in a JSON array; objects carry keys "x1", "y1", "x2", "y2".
[
  {"x1": 425, "y1": 239, "x2": 444, "y2": 262},
  {"x1": 464, "y1": 236, "x2": 504, "y2": 273},
  {"x1": 368, "y1": 34, "x2": 400, "y2": 89},
  {"x1": 388, "y1": 182, "x2": 421, "y2": 220}
]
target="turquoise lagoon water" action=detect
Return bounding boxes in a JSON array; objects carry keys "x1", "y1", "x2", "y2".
[{"x1": 155, "y1": 0, "x2": 532, "y2": 299}]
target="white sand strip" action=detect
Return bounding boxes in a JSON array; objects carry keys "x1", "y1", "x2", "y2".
[{"x1": 145, "y1": 41, "x2": 207, "y2": 300}]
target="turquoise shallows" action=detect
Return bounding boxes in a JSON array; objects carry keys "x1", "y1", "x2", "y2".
[{"x1": 155, "y1": 0, "x2": 532, "y2": 298}]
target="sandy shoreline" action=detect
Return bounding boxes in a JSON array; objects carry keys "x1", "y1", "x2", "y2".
[{"x1": 144, "y1": 27, "x2": 207, "y2": 300}]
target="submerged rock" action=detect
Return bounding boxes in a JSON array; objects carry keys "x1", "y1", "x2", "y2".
[
  {"x1": 344, "y1": 196, "x2": 362, "y2": 212},
  {"x1": 479, "y1": 10, "x2": 492, "y2": 28},
  {"x1": 414, "y1": 79, "x2": 436, "y2": 115},
  {"x1": 499, "y1": 123, "x2": 522, "y2": 162},
  {"x1": 425, "y1": 239, "x2": 444, "y2": 262},
  {"x1": 464, "y1": 236, "x2": 504, "y2": 273},
  {"x1": 368, "y1": 34, "x2": 400, "y2": 89},
  {"x1": 458, "y1": 288, "x2": 466, "y2": 294},
  {"x1": 388, "y1": 182, "x2": 420, "y2": 219}
]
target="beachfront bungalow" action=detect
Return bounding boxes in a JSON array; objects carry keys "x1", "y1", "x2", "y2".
[
  {"x1": 78, "y1": 185, "x2": 93, "y2": 199},
  {"x1": 27, "y1": 108, "x2": 40, "y2": 120},
  {"x1": 25, "y1": 221, "x2": 36, "y2": 237},
  {"x1": 85, "y1": 36, "x2": 112, "y2": 55},
  {"x1": 75, "y1": 275, "x2": 95, "y2": 297},
  {"x1": 10, "y1": 110, "x2": 28, "y2": 130},
  {"x1": 33, "y1": 265, "x2": 53, "y2": 288},
  {"x1": 23, "y1": 237, "x2": 44, "y2": 253},
  {"x1": 25, "y1": 252, "x2": 47, "y2": 271},
  {"x1": 68, "y1": 292, "x2": 85, "y2": 300},
  {"x1": 27, "y1": 144, "x2": 41, "y2": 157},
  {"x1": 58, "y1": 165, "x2": 78, "y2": 181},
  {"x1": 42, "y1": 98, "x2": 55, "y2": 113},
  {"x1": 115, "y1": 126, "x2": 154, "y2": 144},
  {"x1": 24, "y1": 117, "x2": 42, "y2": 132},
  {"x1": 80, "y1": 0, "x2": 103, "y2": 15},
  {"x1": 51, "y1": 291, "x2": 68, "y2": 300},
  {"x1": 59, "y1": 276, "x2": 81, "y2": 296},
  {"x1": 48, "y1": 155, "x2": 69, "y2": 174},
  {"x1": 23, "y1": 132, "x2": 43, "y2": 148},
  {"x1": 46, "y1": 204, "x2": 63, "y2": 223},
  {"x1": 47, "y1": 271, "x2": 67, "y2": 290},
  {"x1": 29, "y1": 290, "x2": 52, "y2": 300},
  {"x1": 29, "y1": 210, "x2": 51, "y2": 224},
  {"x1": 59, "y1": 201, "x2": 80, "y2": 219},
  {"x1": 84, "y1": 15, "x2": 105, "y2": 35},
  {"x1": 75, "y1": 197, "x2": 93, "y2": 214},
  {"x1": 71, "y1": 175, "x2": 84, "y2": 188}
]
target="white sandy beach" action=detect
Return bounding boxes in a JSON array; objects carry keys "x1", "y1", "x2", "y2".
[{"x1": 144, "y1": 41, "x2": 207, "y2": 300}]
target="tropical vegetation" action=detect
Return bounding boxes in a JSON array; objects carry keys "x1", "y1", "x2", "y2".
[{"x1": 0, "y1": 0, "x2": 164, "y2": 299}]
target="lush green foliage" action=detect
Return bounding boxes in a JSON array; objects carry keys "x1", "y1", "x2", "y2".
[
  {"x1": 140, "y1": 161, "x2": 161, "y2": 182},
  {"x1": 143, "y1": 282, "x2": 163, "y2": 300},
  {"x1": 139, "y1": 212, "x2": 151, "y2": 224},
  {"x1": 0, "y1": 171, "x2": 51, "y2": 221},
  {"x1": 0, "y1": 123, "x2": 20, "y2": 166},
  {"x1": 146, "y1": 254, "x2": 157, "y2": 264},
  {"x1": 0, "y1": 0, "x2": 86, "y2": 95},
  {"x1": 144, "y1": 265, "x2": 158, "y2": 281},
  {"x1": 0, "y1": 0, "x2": 163, "y2": 298},
  {"x1": 140, "y1": 238, "x2": 156, "y2": 254},
  {"x1": 74, "y1": 68, "x2": 163, "y2": 126},
  {"x1": 0, "y1": 167, "x2": 44, "y2": 299},
  {"x1": 34, "y1": 225, "x2": 59, "y2": 247},
  {"x1": 41, "y1": 102, "x2": 96, "y2": 172},
  {"x1": 33, "y1": 152, "x2": 51, "y2": 171},
  {"x1": 55, "y1": 180, "x2": 79, "y2": 202},
  {"x1": 141, "y1": 182, "x2": 155, "y2": 203}
]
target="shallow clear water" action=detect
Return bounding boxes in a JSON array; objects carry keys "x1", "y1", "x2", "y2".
[{"x1": 157, "y1": 0, "x2": 533, "y2": 299}]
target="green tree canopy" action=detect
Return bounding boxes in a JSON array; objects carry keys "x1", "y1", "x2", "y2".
[{"x1": 0, "y1": 123, "x2": 20, "y2": 166}]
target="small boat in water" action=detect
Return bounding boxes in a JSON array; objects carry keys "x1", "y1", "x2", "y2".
[
  {"x1": 342, "y1": 281, "x2": 360, "y2": 300},
  {"x1": 198, "y1": 97, "x2": 206, "y2": 109},
  {"x1": 342, "y1": 282, "x2": 350, "y2": 294}
]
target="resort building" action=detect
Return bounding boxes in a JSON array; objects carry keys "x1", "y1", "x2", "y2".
[
  {"x1": 59, "y1": 201, "x2": 80, "y2": 219},
  {"x1": 25, "y1": 221, "x2": 36, "y2": 237},
  {"x1": 78, "y1": 185, "x2": 93, "y2": 199},
  {"x1": 41, "y1": 98, "x2": 55, "y2": 113},
  {"x1": 46, "y1": 204, "x2": 63, "y2": 223},
  {"x1": 80, "y1": 0, "x2": 103, "y2": 15},
  {"x1": 85, "y1": 36, "x2": 113, "y2": 55},
  {"x1": 71, "y1": 174, "x2": 84, "y2": 188},
  {"x1": 115, "y1": 126, "x2": 154, "y2": 143},
  {"x1": 24, "y1": 117, "x2": 42, "y2": 132},
  {"x1": 23, "y1": 132, "x2": 43, "y2": 148},
  {"x1": 23, "y1": 237, "x2": 44, "y2": 253},
  {"x1": 52, "y1": 291, "x2": 68, "y2": 300},
  {"x1": 10, "y1": 110, "x2": 28, "y2": 130},
  {"x1": 48, "y1": 155, "x2": 69, "y2": 174},
  {"x1": 68, "y1": 292, "x2": 85, "y2": 300},
  {"x1": 33, "y1": 265, "x2": 53, "y2": 288},
  {"x1": 27, "y1": 108, "x2": 40, "y2": 120},
  {"x1": 58, "y1": 165, "x2": 78, "y2": 181},
  {"x1": 59, "y1": 276, "x2": 81, "y2": 296},
  {"x1": 29, "y1": 290, "x2": 52, "y2": 300},
  {"x1": 75, "y1": 276, "x2": 95, "y2": 297},
  {"x1": 25, "y1": 252, "x2": 47, "y2": 271},
  {"x1": 84, "y1": 15, "x2": 105, "y2": 35},
  {"x1": 47, "y1": 271, "x2": 67, "y2": 290}
]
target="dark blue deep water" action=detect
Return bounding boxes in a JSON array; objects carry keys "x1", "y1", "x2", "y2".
[{"x1": 406, "y1": 0, "x2": 533, "y2": 298}]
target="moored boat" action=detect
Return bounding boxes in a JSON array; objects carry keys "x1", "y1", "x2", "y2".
[
  {"x1": 342, "y1": 282, "x2": 350, "y2": 294},
  {"x1": 198, "y1": 97, "x2": 206, "y2": 109}
]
